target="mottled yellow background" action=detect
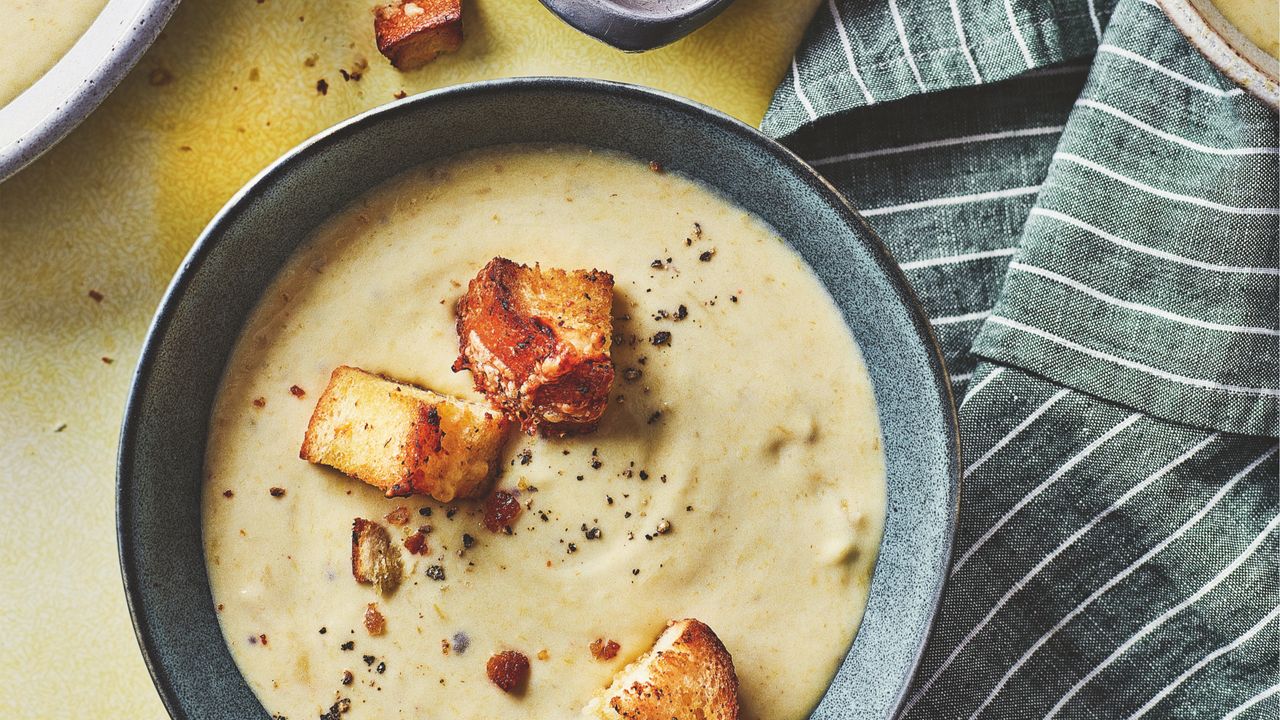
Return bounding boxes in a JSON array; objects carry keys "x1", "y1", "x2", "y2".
[{"x1": 0, "y1": 0, "x2": 818, "y2": 716}]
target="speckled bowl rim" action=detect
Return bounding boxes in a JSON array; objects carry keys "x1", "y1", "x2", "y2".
[
  {"x1": 118, "y1": 76, "x2": 962, "y2": 719},
  {"x1": 0, "y1": 0, "x2": 180, "y2": 182},
  {"x1": 1157, "y1": 0, "x2": 1279, "y2": 107}
]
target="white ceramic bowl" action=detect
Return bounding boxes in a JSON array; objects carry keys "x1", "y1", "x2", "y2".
[
  {"x1": 1158, "y1": 0, "x2": 1279, "y2": 107},
  {"x1": 0, "y1": 0, "x2": 179, "y2": 182}
]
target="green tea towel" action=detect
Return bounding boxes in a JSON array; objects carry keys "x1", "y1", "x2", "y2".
[{"x1": 763, "y1": 0, "x2": 1279, "y2": 717}]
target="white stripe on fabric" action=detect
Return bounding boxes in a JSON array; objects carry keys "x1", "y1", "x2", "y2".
[
  {"x1": 1224, "y1": 683, "x2": 1280, "y2": 719},
  {"x1": 975, "y1": 446, "x2": 1278, "y2": 717},
  {"x1": 791, "y1": 58, "x2": 818, "y2": 121},
  {"x1": 862, "y1": 185, "x2": 1042, "y2": 216},
  {"x1": 1053, "y1": 152, "x2": 1280, "y2": 216},
  {"x1": 1004, "y1": 0, "x2": 1035, "y2": 68},
  {"x1": 1007, "y1": 262, "x2": 1280, "y2": 337},
  {"x1": 950, "y1": 372, "x2": 974, "y2": 384},
  {"x1": 1046, "y1": 511, "x2": 1280, "y2": 718},
  {"x1": 1097, "y1": 44, "x2": 1246, "y2": 97},
  {"x1": 1129, "y1": 604, "x2": 1280, "y2": 719},
  {"x1": 949, "y1": 0, "x2": 983, "y2": 84},
  {"x1": 963, "y1": 389, "x2": 1071, "y2": 479},
  {"x1": 1031, "y1": 208, "x2": 1280, "y2": 276},
  {"x1": 888, "y1": 0, "x2": 927, "y2": 91},
  {"x1": 901, "y1": 247, "x2": 1018, "y2": 271},
  {"x1": 827, "y1": 0, "x2": 876, "y2": 104},
  {"x1": 967, "y1": 433, "x2": 1222, "y2": 718},
  {"x1": 960, "y1": 366, "x2": 1006, "y2": 409},
  {"x1": 1086, "y1": 0, "x2": 1103, "y2": 40},
  {"x1": 988, "y1": 316, "x2": 1280, "y2": 397},
  {"x1": 953, "y1": 412, "x2": 1144, "y2": 574},
  {"x1": 933, "y1": 309, "x2": 993, "y2": 326},
  {"x1": 1075, "y1": 99, "x2": 1280, "y2": 156},
  {"x1": 810, "y1": 126, "x2": 1063, "y2": 166},
  {"x1": 923, "y1": 431, "x2": 1219, "y2": 720}
]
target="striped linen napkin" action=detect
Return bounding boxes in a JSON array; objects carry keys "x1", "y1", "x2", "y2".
[{"x1": 762, "y1": 1, "x2": 1279, "y2": 717}]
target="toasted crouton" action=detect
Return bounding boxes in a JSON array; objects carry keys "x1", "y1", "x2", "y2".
[
  {"x1": 584, "y1": 619, "x2": 740, "y2": 720},
  {"x1": 454, "y1": 257, "x2": 615, "y2": 436},
  {"x1": 351, "y1": 518, "x2": 403, "y2": 595},
  {"x1": 300, "y1": 365, "x2": 509, "y2": 502},
  {"x1": 374, "y1": 0, "x2": 463, "y2": 71}
]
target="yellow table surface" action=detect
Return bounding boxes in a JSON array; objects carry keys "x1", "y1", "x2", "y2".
[{"x1": 0, "y1": 0, "x2": 818, "y2": 715}]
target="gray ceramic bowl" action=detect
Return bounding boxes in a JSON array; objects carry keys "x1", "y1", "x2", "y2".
[
  {"x1": 0, "y1": 0, "x2": 180, "y2": 182},
  {"x1": 538, "y1": 0, "x2": 737, "y2": 51},
  {"x1": 118, "y1": 77, "x2": 960, "y2": 720}
]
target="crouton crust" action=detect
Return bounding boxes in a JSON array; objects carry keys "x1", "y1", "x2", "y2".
[
  {"x1": 351, "y1": 518, "x2": 403, "y2": 595},
  {"x1": 454, "y1": 257, "x2": 615, "y2": 436},
  {"x1": 374, "y1": 0, "x2": 463, "y2": 71},
  {"x1": 585, "y1": 619, "x2": 740, "y2": 720},
  {"x1": 301, "y1": 365, "x2": 509, "y2": 502}
]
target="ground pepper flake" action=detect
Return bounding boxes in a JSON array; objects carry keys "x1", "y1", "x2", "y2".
[
  {"x1": 252, "y1": 397, "x2": 266, "y2": 408},
  {"x1": 650, "y1": 331, "x2": 671, "y2": 347},
  {"x1": 699, "y1": 249, "x2": 716, "y2": 262},
  {"x1": 269, "y1": 487, "x2": 286, "y2": 498},
  {"x1": 223, "y1": 490, "x2": 234, "y2": 498},
  {"x1": 648, "y1": 160, "x2": 663, "y2": 173},
  {"x1": 88, "y1": 289, "x2": 104, "y2": 302},
  {"x1": 426, "y1": 565, "x2": 446, "y2": 581},
  {"x1": 289, "y1": 385, "x2": 306, "y2": 398},
  {"x1": 316, "y1": 78, "x2": 329, "y2": 95}
]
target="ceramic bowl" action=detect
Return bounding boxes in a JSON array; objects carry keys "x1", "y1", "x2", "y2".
[
  {"x1": 1158, "y1": 0, "x2": 1279, "y2": 107},
  {"x1": 117, "y1": 77, "x2": 961, "y2": 719},
  {"x1": 538, "y1": 0, "x2": 736, "y2": 51},
  {"x1": 0, "y1": 0, "x2": 180, "y2": 182}
]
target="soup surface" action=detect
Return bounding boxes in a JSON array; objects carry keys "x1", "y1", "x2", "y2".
[
  {"x1": 1213, "y1": 0, "x2": 1279, "y2": 58},
  {"x1": 203, "y1": 145, "x2": 886, "y2": 719},
  {"x1": 0, "y1": 0, "x2": 108, "y2": 108}
]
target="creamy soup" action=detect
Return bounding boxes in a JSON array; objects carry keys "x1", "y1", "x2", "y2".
[
  {"x1": 1213, "y1": 0, "x2": 1279, "y2": 58},
  {"x1": 203, "y1": 145, "x2": 886, "y2": 719},
  {"x1": 0, "y1": 0, "x2": 109, "y2": 108}
]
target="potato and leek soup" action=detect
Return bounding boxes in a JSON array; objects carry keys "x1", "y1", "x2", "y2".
[
  {"x1": 0, "y1": 0, "x2": 109, "y2": 108},
  {"x1": 203, "y1": 144, "x2": 885, "y2": 719}
]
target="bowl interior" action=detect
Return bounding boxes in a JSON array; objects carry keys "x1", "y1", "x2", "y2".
[{"x1": 118, "y1": 78, "x2": 959, "y2": 720}]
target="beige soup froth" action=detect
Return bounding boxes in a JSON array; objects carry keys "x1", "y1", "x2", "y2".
[{"x1": 203, "y1": 145, "x2": 886, "y2": 719}]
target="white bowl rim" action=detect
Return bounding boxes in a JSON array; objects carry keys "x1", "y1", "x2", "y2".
[
  {"x1": 1157, "y1": 0, "x2": 1279, "y2": 108},
  {"x1": 0, "y1": 0, "x2": 180, "y2": 182}
]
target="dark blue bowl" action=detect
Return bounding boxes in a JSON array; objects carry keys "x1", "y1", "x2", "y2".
[{"x1": 117, "y1": 77, "x2": 960, "y2": 719}]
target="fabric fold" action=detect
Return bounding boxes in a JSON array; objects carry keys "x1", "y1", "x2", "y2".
[
  {"x1": 763, "y1": 0, "x2": 1119, "y2": 138},
  {"x1": 970, "y1": 0, "x2": 1279, "y2": 437}
]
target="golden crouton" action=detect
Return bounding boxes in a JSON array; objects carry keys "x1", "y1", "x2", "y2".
[
  {"x1": 584, "y1": 619, "x2": 740, "y2": 720},
  {"x1": 374, "y1": 0, "x2": 463, "y2": 71},
  {"x1": 454, "y1": 257, "x2": 615, "y2": 436},
  {"x1": 351, "y1": 518, "x2": 403, "y2": 595},
  {"x1": 300, "y1": 365, "x2": 509, "y2": 502}
]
